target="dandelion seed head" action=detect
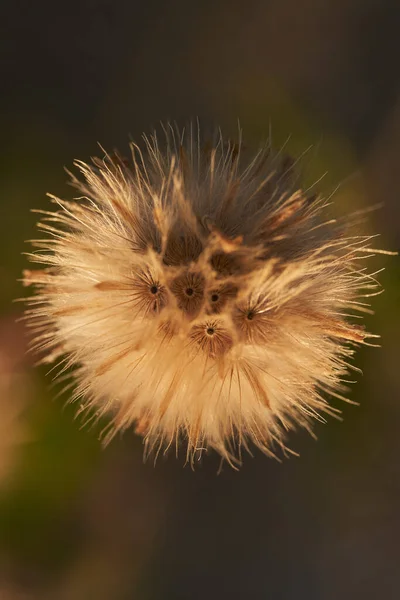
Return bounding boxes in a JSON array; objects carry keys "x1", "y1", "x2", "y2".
[{"x1": 23, "y1": 124, "x2": 389, "y2": 466}]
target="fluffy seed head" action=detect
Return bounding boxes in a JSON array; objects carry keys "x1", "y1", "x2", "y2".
[{"x1": 23, "y1": 124, "x2": 389, "y2": 465}]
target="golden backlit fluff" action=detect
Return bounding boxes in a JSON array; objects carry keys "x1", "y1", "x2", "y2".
[{"x1": 23, "y1": 124, "x2": 391, "y2": 466}]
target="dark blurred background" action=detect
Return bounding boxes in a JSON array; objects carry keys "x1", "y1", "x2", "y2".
[{"x1": 0, "y1": 1, "x2": 399, "y2": 598}]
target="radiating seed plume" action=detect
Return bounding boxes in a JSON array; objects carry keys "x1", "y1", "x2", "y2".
[{"x1": 22, "y1": 124, "x2": 393, "y2": 466}]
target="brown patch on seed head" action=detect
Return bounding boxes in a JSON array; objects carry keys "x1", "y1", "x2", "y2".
[
  {"x1": 190, "y1": 320, "x2": 233, "y2": 358},
  {"x1": 206, "y1": 283, "x2": 239, "y2": 314},
  {"x1": 163, "y1": 231, "x2": 203, "y2": 266},
  {"x1": 169, "y1": 271, "x2": 205, "y2": 317},
  {"x1": 234, "y1": 303, "x2": 275, "y2": 344},
  {"x1": 131, "y1": 270, "x2": 167, "y2": 315}
]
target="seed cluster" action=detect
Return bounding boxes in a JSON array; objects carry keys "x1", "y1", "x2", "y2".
[{"x1": 23, "y1": 125, "x2": 388, "y2": 466}]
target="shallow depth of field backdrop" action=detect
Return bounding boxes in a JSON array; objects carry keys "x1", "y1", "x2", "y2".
[{"x1": 1, "y1": 1, "x2": 399, "y2": 599}]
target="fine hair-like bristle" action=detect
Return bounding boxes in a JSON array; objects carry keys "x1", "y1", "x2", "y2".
[{"x1": 22, "y1": 123, "x2": 391, "y2": 466}]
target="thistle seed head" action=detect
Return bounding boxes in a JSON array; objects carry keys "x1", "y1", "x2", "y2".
[{"x1": 23, "y1": 124, "x2": 390, "y2": 466}]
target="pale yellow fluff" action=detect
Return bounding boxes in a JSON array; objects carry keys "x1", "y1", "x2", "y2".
[{"x1": 23, "y1": 124, "x2": 387, "y2": 466}]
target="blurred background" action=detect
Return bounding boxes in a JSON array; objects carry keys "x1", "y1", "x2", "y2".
[{"x1": 1, "y1": 0, "x2": 399, "y2": 598}]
